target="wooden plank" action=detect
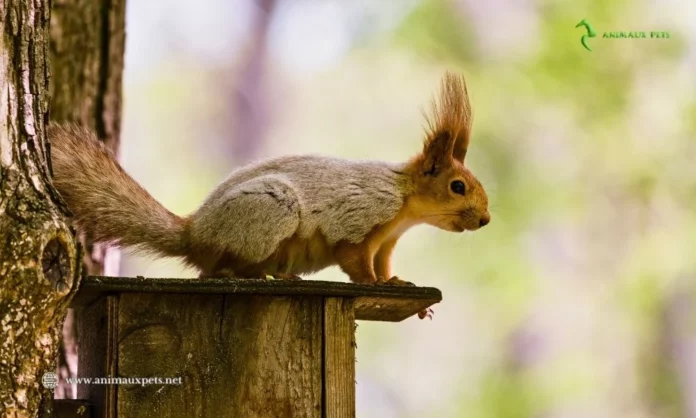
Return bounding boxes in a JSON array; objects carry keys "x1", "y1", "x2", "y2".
[
  {"x1": 71, "y1": 277, "x2": 442, "y2": 322},
  {"x1": 75, "y1": 296, "x2": 118, "y2": 418},
  {"x1": 53, "y1": 399, "x2": 92, "y2": 417},
  {"x1": 354, "y1": 295, "x2": 440, "y2": 322},
  {"x1": 323, "y1": 298, "x2": 356, "y2": 418},
  {"x1": 117, "y1": 293, "x2": 323, "y2": 418}
]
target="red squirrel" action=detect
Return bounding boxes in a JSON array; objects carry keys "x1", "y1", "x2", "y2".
[{"x1": 49, "y1": 71, "x2": 490, "y2": 317}]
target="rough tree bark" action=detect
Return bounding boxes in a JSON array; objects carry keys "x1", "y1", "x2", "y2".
[
  {"x1": 0, "y1": 1, "x2": 81, "y2": 416},
  {"x1": 48, "y1": 0, "x2": 126, "y2": 399}
]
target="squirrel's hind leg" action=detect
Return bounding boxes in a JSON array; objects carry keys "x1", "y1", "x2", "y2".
[
  {"x1": 199, "y1": 258, "x2": 303, "y2": 281},
  {"x1": 198, "y1": 266, "x2": 301, "y2": 281},
  {"x1": 195, "y1": 251, "x2": 304, "y2": 281},
  {"x1": 334, "y1": 241, "x2": 378, "y2": 284},
  {"x1": 266, "y1": 272, "x2": 303, "y2": 281},
  {"x1": 189, "y1": 175, "x2": 301, "y2": 268}
]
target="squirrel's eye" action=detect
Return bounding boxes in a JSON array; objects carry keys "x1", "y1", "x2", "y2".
[{"x1": 450, "y1": 180, "x2": 466, "y2": 195}]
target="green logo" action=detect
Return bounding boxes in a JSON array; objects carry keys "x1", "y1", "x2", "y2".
[
  {"x1": 574, "y1": 19, "x2": 671, "y2": 51},
  {"x1": 575, "y1": 19, "x2": 597, "y2": 51}
]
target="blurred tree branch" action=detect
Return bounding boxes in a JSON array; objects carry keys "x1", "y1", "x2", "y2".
[{"x1": 227, "y1": 0, "x2": 278, "y2": 163}]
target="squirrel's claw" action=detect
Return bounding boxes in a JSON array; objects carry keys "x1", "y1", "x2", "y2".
[
  {"x1": 417, "y1": 308, "x2": 434, "y2": 320},
  {"x1": 377, "y1": 276, "x2": 416, "y2": 287}
]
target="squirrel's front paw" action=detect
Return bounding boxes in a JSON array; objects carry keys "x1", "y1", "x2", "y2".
[{"x1": 376, "y1": 276, "x2": 416, "y2": 287}]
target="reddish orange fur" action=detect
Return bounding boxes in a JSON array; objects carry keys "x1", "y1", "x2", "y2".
[{"x1": 333, "y1": 71, "x2": 489, "y2": 285}]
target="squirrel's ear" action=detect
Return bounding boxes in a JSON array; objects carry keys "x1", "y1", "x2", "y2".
[
  {"x1": 422, "y1": 71, "x2": 472, "y2": 164},
  {"x1": 420, "y1": 131, "x2": 455, "y2": 176}
]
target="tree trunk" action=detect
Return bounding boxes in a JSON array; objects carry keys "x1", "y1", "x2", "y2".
[
  {"x1": 50, "y1": 0, "x2": 126, "y2": 275},
  {"x1": 48, "y1": 0, "x2": 126, "y2": 399},
  {"x1": 0, "y1": 1, "x2": 80, "y2": 416}
]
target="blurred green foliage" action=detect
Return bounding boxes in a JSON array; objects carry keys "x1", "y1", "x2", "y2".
[{"x1": 121, "y1": 0, "x2": 696, "y2": 416}]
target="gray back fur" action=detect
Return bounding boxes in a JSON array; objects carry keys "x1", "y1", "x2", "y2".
[{"x1": 193, "y1": 155, "x2": 410, "y2": 247}]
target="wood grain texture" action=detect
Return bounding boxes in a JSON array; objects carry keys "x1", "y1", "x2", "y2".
[
  {"x1": 75, "y1": 296, "x2": 118, "y2": 418},
  {"x1": 354, "y1": 295, "x2": 441, "y2": 322},
  {"x1": 117, "y1": 293, "x2": 323, "y2": 418},
  {"x1": 324, "y1": 298, "x2": 356, "y2": 418},
  {"x1": 72, "y1": 276, "x2": 442, "y2": 322}
]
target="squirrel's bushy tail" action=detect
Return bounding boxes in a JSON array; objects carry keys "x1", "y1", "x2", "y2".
[{"x1": 48, "y1": 123, "x2": 188, "y2": 257}]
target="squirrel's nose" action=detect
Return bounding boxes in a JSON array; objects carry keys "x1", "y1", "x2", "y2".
[{"x1": 479, "y1": 213, "x2": 490, "y2": 228}]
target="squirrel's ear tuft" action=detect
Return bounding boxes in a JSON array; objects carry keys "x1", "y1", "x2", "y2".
[{"x1": 422, "y1": 71, "x2": 473, "y2": 163}]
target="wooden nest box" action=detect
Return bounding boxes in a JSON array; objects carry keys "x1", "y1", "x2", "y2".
[{"x1": 55, "y1": 276, "x2": 442, "y2": 418}]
